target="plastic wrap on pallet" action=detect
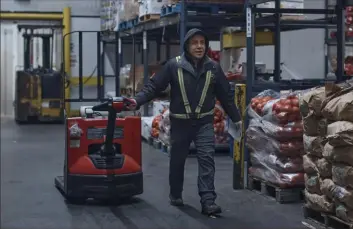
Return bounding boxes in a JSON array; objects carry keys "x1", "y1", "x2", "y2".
[
  {"x1": 248, "y1": 166, "x2": 304, "y2": 188},
  {"x1": 250, "y1": 151, "x2": 303, "y2": 173},
  {"x1": 246, "y1": 126, "x2": 304, "y2": 157},
  {"x1": 158, "y1": 109, "x2": 170, "y2": 145}
]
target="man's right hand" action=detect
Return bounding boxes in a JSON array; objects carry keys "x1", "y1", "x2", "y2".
[{"x1": 126, "y1": 98, "x2": 138, "y2": 111}]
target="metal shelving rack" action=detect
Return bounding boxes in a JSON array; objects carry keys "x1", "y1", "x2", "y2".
[
  {"x1": 325, "y1": 0, "x2": 353, "y2": 77},
  {"x1": 100, "y1": 0, "x2": 249, "y2": 155},
  {"x1": 241, "y1": 0, "x2": 347, "y2": 188},
  {"x1": 107, "y1": 0, "x2": 246, "y2": 113}
]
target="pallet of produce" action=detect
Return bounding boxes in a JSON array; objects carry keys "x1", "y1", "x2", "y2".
[
  {"x1": 246, "y1": 89, "x2": 305, "y2": 203},
  {"x1": 300, "y1": 81, "x2": 353, "y2": 229},
  {"x1": 248, "y1": 172, "x2": 304, "y2": 203}
]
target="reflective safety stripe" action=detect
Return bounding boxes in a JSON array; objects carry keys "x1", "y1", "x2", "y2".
[
  {"x1": 171, "y1": 56, "x2": 213, "y2": 119},
  {"x1": 194, "y1": 70, "x2": 212, "y2": 118}
]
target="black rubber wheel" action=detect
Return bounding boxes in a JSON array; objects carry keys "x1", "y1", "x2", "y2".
[{"x1": 66, "y1": 197, "x2": 87, "y2": 205}]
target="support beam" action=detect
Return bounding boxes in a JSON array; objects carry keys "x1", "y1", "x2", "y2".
[{"x1": 63, "y1": 7, "x2": 71, "y2": 116}]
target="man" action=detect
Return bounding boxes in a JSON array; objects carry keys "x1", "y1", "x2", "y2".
[{"x1": 128, "y1": 29, "x2": 241, "y2": 215}]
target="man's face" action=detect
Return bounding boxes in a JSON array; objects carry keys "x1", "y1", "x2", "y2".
[{"x1": 188, "y1": 34, "x2": 206, "y2": 59}]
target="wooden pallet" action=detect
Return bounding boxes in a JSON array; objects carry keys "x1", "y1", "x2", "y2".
[
  {"x1": 303, "y1": 206, "x2": 353, "y2": 229},
  {"x1": 248, "y1": 175, "x2": 304, "y2": 204},
  {"x1": 139, "y1": 14, "x2": 160, "y2": 23}
]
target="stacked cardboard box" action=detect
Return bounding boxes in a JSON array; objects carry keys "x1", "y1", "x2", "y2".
[
  {"x1": 119, "y1": 0, "x2": 139, "y2": 22},
  {"x1": 138, "y1": 0, "x2": 168, "y2": 17}
]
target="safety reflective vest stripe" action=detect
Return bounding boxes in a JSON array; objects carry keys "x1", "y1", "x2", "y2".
[{"x1": 170, "y1": 56, "x2": 214, "y2": 119}]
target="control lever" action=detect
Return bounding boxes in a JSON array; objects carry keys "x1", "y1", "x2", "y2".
[{"x1": 91, "y1": 97, "x2": 135, "y2": 156}]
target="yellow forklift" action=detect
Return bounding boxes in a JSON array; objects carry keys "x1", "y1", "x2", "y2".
[{"x1": 14, "y1": 25, "x2": 64, "y2": 124}]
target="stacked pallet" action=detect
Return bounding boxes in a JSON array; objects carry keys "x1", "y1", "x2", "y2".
[
  {"x1": 246, "y1": 89, "x2": 305, "y2": 199},
  {"x1": 301, "y1": 80, "x2": 353, "y2": 225}
]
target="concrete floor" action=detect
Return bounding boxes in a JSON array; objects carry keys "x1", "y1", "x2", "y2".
[{"x1": 1, "y1": 117, "x2": 307, "y2": 229}]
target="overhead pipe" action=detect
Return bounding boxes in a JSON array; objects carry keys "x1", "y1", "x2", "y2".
[{"x1": 0, "y1": 12, "x2": 63, "y2": 20}]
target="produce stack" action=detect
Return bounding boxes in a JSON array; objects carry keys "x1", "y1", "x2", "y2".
[
  {"x1": 246, "y1": 90, "x2": 305, "y2": 188},
  {"x1": 299, "y1": 80, "x2": 353, "y2": 224},
  {"x1": 320, "y1": 83, "x2": 353, "y2": 223},
  {"x1": 299, "y1": 86, "x2": 334, "y2": 213}
]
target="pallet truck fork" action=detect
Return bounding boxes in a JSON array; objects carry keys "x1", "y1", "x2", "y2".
[{"x1": 55, "y1": 97, "x2": 143, "y2": 204}]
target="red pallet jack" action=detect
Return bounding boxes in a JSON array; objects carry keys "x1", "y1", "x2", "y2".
[{"x1": 54, "y1": 97, "x2": 143, "y2": 204}]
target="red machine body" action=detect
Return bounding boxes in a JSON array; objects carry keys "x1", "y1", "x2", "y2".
[
  {"x1": 66, "y1": 116, "x2": 142, "y2": 176},
  {"x1": 55, "y1": 97, "x2": 143, "y2": 203}
]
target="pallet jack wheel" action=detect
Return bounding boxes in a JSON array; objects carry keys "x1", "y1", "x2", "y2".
[{"x1": 54, "y1": 176, "x2": 86, "y2": 205}]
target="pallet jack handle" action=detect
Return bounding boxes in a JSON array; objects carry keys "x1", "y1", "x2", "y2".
[{"x1": 91, "y1": 97, "x2": 136, "y2": 156}]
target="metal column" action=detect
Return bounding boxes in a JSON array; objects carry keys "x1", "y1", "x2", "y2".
[
  {"x1": 179, "y1": 0, "x2": 187, "y2": 53},
  {"x1": 97, "y1": 32, "x2": 102, "y2": 100},
  {"x1": 115, "y1": 32, "x2": 120, "y2": 96},
  {"x1": 234, "y1": 5, "x2": 255, "y2": 190},
  {"x1": 78, "y1": 32, "x2": 83, "y2": 100},
  {"x1": 274, "y1": 0, "x2": 281, "y2": 82},
  {"x1": 143, "y1": 31, "x2": 149, "y2": 115},
  {"x1": 133, "y1": 35, "x2": 136, "y2": 96},
  {"x1": 336, "y1": 0, "x2": 346, "y2": 82}
]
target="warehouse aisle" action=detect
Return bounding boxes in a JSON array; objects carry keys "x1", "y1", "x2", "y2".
[{"x1": 1, "y1": 118, "x2": 306, "y2": 229}]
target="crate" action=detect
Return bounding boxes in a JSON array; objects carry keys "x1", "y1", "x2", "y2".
[
  {"x1": 303, "y1": 206, "x2": 353, "y2": 229},
  {"x1": 139, "y1": 14, "x2": 160, "y2": 23},
  {"x1": 118, "y1": 17, "x2": 139, "y2": 30},
  {"x1": 248, "y1": 175, "x2": 304, "y2": 204}
]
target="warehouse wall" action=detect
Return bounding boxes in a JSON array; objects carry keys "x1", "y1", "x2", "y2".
[
  {"x1": 1, "y1": 0, "x2": 100, "y2": 16},
  {"x1": 237, "y1": 0, "x2": 326, "y2": 80}
]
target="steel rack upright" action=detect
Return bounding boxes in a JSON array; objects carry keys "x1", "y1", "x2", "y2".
[{"x1": 239, "y1": 0, "x2": 347, "y2": 189}]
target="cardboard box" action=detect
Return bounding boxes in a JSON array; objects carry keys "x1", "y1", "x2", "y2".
[
  {"x1": 138, "y1": 0, "x2": 168, "y2": 16},
  {"x1": 128, "y1": 64, "x2": 163, "y2": 92}
]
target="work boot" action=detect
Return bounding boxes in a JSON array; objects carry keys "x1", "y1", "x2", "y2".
[
  {"x1": 169, "y1": 194, "x2": 184, "y2": 206},
  {"x1": 201, "y1": 203, "x2": 222, "y2": 215}
]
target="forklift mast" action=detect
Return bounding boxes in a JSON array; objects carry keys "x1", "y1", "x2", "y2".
[{"x1": 19, "y1": 25, "x2": 62, "y2": 70}]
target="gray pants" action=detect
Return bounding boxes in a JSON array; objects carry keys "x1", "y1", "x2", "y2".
[{"x1": 169, "y1": 120, "x2": 216, "y2": 205}]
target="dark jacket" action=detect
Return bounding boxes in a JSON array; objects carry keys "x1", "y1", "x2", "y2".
[{"x1": 135, "y1": 28, "x2": 241, "y2": 123}]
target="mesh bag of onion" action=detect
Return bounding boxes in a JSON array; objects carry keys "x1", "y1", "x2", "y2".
[{"x1": 214, "y1": 101, "x2": 230, "y2": 144}]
